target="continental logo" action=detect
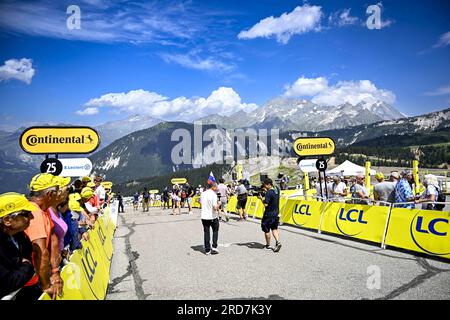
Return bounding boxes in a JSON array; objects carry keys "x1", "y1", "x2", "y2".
[
  {"x1": 293, "y1": 137, "x2": 335, "y2": 157},
  {"x1": 171, "y1": 178, "x2": 187, "y2": 185},
  {"x1": 410, "y1": 213, "x2": 450, "y2": 256},
  {"x1": 20, "y1": 127, "x2": 100, "y2": 154},
  {"x1": 335, "y1": 208, "x2": 368, "y2": 237}
]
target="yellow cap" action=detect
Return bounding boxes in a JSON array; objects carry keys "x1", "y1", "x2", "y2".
[
  {"x1": 375, "y1": 172, "x2": 385, "y2": 180},
  {"x1": 68, "y1": 193, "x2": 81, "y2": 211},
  {"x1": 101, "y1": 181, "x2": 113, "y2": 189},
  {"x1": 0, "y1": 192, "x2": 36, "y2": 219},
  {"x1": 81, "y1": 187, "x2": 94, "y2": 199},
  {"x1": 29, "y1": 173, "x2": 59, "y2": 192},
  {"x1": 87, "y1": 182, "x2": 95, "y2": 188},
  {"x1": 55, "y1": 176, "x2": 71, "y2": 188},
  {"x1": 82, "y1": 176, "x2": 92, "y2": 183}
]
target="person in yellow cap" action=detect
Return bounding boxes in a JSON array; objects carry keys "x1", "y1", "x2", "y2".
[
  {"x1": 0, "y1": 193, "x2": 36, "y2": 300},
  {"x1": 23, "y1": 173, "x2": 64, "y2": 300},
  {"x1": 373, "y1": 172, "x2": 396, "y2": 206},
  {"x1": 81, "y1": 176, "x2": 92, "y2": 188}
]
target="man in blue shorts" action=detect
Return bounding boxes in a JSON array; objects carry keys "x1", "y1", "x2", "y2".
[{"x1": 259, "y1": 178, "x2": 282, "y2": 252}]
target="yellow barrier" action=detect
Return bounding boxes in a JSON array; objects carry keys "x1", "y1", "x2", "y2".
[
  {"x1": 385, "y1": 208, "x2": 450, "y2": 258},
  {"x1": 320, "y1": 202, "x2": 389, "y2": 243},
  {"x1": 39, "y1": 206, "x2": 117, "y2": 300},
  {"x1": 281, "y1": 199, "x2": 325, "y2": 230}
]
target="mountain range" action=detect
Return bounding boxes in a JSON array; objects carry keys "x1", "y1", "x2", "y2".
[
  {"x1": 0, "y1": 98, "x2": 447, "y2": 194},
  {"x1": 197, "y1": 98, "x2": 406, "y2": 131}
]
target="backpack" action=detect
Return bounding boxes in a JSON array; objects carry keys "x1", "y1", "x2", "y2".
[{"x1": 435, "y1": 187, "x2": 446, "y2": 211}]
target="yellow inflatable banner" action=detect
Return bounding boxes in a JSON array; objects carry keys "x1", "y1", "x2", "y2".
[
  {"x1": 320, "y1": 202, "x2": 389, "y2": 244},
  {"x1": 385, "y1": 208, "x2": 450, "y2": 258}
]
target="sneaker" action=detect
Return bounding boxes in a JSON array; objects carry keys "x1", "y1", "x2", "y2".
[
  {"x1": 264, "y1": 244, "x2": 272, "y2": 250},
  {"x1": 273, "y1": 242, "x2": 282, "y2": 253},
  {"x1": 211, "y1": 248, "x2": 219, "y2": 255},
  {"x1": 205, "y1": 250, "x2": 211, "y2": 255},
  {"x1": 226, "y1": 216, "x2": 230, "y2": 222},
  {"x1": 189, "y1": 211, "x2": 193, "y2": 215}
]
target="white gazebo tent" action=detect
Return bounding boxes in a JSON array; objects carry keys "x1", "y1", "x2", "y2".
[{"x1": 326, "y1": 160, "x2": 376, "y2": 177}]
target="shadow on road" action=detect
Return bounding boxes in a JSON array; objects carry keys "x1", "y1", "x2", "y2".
[
  {"x1": 235, "y1": 242, "x2": 266, "y2": 249},
  {"x1": 190, "y1": 245, "x2": 206, "y2": 253}
]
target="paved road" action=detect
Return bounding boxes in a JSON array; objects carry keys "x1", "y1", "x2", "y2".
[{"x1": 106, "y1": 205, "x2": 450, "y2": 300}]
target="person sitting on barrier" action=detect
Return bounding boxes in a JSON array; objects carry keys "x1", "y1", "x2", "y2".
[
  {"x1": 259, "y1": 178, "x2": 282, "y2": 252},
  {"x1": 23, "y1": 173, "x2": 64, "y2": 300},
  {"x1": 373, "y1": 172, "x2": 396, "y2": 206},
  {"x1": 330, "y1": 176, "x2": 347, "y2": 203},
  {"x1": 0, "y1": 193, "x2": 36, "y2": 300},
  {"x1": 352, "y1": 174, "x2": 370, "y2": 205},
  {"x1": 415, "y1": 174, "x2": 440, "y2": 210},
  {"x1": 395, "y1": 170, "x2": 415, "y2": 209}
]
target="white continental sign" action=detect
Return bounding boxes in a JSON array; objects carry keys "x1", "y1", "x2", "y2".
[
  {"x1": 298, "y1": 159, "x2": 319, "y2": 173},
  {"x1": 60, "y1": 158, "x2": 93, "y2": 177}
]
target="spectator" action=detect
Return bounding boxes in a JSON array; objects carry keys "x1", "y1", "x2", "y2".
[
  {"x1": 217, "y1": 178, "x2": 230, "y2": 222},
  {"x1": 235, "y1": 179, "x2": 248, "y2": 221},
  {"x1": 373, "y1": 172, "x2": 396, "y2": 206},
  {"x1": 171, "y1": 185, "x2": 181, "y2": 215},
  {"x1": 116, "y1": 192, "x2": 124, "y2": 213},
  {"x1": 23, "y1": 173, "x2": 64, "y2": 300},
  {"x1": 415, "y1": 174, "x2": 439, "y2": 210},
  {"x1": 330, "y1": 176, "x2": 348, "y2": 203},
  {"x1": 352, "y1": 174, "x2": 370, "y2": 205},
  {"x1": 142, "y1": 187, "x2": 150, "y2": 212},
  {"x1": 93, "y1": 176, "x2": 106, "y2": 207},
  {"x1": 185, "y1": 182, "x2": 195, "y2": 215},
  {"x1": 0, "y1": 193, "x2": 36, "y2": 299},
  {"x1": 200, "y1": 183, "x2": 220, "y2": 255},
  {"x1": 395, "y1": 170, "x2": 415, "y2": 209},
  {"x1": 315, "y1": 177, "x2": 328, "y2": 200},
  {"x1": 49, "y1": 177, "x2": 71, "y2": 259},
  {"x1": 58, "y1": 200, "x2": 81, "y2": 255},
  {"x1": 259, "y1": 178, "x2": 282, "y2": 252}
]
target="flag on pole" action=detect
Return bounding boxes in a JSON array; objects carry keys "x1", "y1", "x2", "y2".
[{"x1": 207, "y1": 172, "x2": 216, "y2": 185}]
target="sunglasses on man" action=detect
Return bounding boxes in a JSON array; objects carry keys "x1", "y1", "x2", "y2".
[{"x1": 9, "y1": 210, "x2": 33, "y2": 219}]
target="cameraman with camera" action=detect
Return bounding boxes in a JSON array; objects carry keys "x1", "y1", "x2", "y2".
[{"x1": 258, "y1": 178, "x2": 282, "y2": 252}]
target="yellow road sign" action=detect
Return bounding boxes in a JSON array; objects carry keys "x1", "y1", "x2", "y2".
[
  {"x1": 293, "y1": 137, "x2": 335, "y2": 157},
  {"x1": 171, "y1": 178, "x2": 187, "y2": 185},
  {"x1": 150, "y1": 190, "x2": 159, "y2": 194},
  {"x1": 20, "y1": 127, "x2": 100, "y2": 154}
]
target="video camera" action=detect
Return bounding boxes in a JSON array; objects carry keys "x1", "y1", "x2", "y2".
[{"x1": 247, "y1": 185, "x2": 266, "y2": 198}]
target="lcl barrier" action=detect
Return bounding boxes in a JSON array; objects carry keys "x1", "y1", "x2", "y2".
[
  {"x1": 38, "y1": 205, "x2": 118, "y2": 300},
  {"x1": 224, "y1": 192, "x2": 450, "y2": 260}
]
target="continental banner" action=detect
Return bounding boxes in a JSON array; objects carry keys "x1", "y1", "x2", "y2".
[
  {"x1": 320, "y1": 202, "x2": 389, "y2": 244},
  {"x1": 281, "y1": 199, "x2": 325, "y2": 230},
  {"x1": 385, "y1": 208, "x2": 450, "y2": 258}
]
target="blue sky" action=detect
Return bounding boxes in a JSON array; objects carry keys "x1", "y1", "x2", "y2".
[{"x1": 0, "y1": 0, "x2": 449, "y2": 130}]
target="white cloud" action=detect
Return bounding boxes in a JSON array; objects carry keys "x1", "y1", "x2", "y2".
[
  {"x1": 83, "y1": 87, "x2": 258, "y2": 121},
  {"x1": 76, "y1": 107, "x2": 99, "y2": 116},
  {"x1": 432, "y1": 31, "x2": 450, "y2": 49},
  {"x1": 160, "y1": 53, "x2": 234, "y2": 72},
  {"x1": 329, "y1": 9, "x2": 359, "y2": 27},
  {"x1": 284, "y1": 77, "x2": 328, "y2": 97},
  {"x1": 0, "y1": 58, "x2": 35, "y2": 84},
  {"x1": 424, "y1": 85, "x2": 450, "y2": 96},
  {"x1": 283, "y1": 77, "x2": 396, "y2": 106},
  {"x1": 238, "y1": 4, "x2": 323, "y2": 44},
  {"x1": 0, "y1": 1, "x2": 208, "y2": 44}
]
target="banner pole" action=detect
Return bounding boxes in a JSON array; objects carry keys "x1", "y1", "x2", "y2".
[
  {"x1": 317, "y1": 196, "x2": 327, "y2": 234},
  {"x1": 381, "y1": 203, "x2": 394, "y2": 249}
]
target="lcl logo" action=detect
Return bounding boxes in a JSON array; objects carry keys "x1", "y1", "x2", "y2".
[
  {"x1": 335, "y1": 208, "x2": 368, "y2": 237},
  {"x1": 410, "y1": 214, "x2": 450, "y2": 256},
  {"x1": 81, "y1": 247, "x2": 98, "y2": 283},
  {"x1": 292, "y1": 204, "x2": 312, "y2": 227}
]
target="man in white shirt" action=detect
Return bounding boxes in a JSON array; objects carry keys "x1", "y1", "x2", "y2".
[
  {"x1": 200, "y1": 183, "x2": 221, "y2": 255},
  {"x1": 330, "y1": 176, "x2": 348, "y2": 202},
  {"x1": 94, "y1": 176, "x2": 106, "y2": 208}
]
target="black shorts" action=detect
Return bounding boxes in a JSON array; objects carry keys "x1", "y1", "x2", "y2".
[
  {"x1": 236, "y1": 196, "x2": 248, "y2": 209},
  {"x1": 261, "y1": 216, "x2": 279, "y2": 233}
]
